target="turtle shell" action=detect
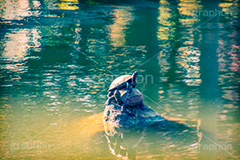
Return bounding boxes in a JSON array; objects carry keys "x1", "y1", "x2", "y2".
[
  {"x1": 119, "y1": 88, "x2": 143, "y2": 106},
  {"x1": 108, "y1": 75, "x2": 132, "y2": 92}
]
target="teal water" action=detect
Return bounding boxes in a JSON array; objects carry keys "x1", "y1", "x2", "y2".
[{"x1": 0, "y1": 0, "x2": 239, "y2": 159}]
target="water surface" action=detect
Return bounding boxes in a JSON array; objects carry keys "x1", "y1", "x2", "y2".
[{"x1": 0, "y1": 0, "x2": 239, "y2": 159}]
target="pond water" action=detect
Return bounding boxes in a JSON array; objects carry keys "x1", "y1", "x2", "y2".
[{"x1": 0, "y1": 0, "x2": 239, "y2": 159}]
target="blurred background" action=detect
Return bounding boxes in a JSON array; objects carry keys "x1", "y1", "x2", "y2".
[{"x1": 0, "y1": 0, "x2": 239, "y2": 159}]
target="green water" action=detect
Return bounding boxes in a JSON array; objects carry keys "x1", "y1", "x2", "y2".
[{"x1": 0, "y1": 0, "x2": 239, "y2": 159}]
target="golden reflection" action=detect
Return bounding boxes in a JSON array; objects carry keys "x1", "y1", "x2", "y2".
[
  {"x1": 44, "y1": 112, "x2": 105, "y2": 158},
  {"x1": 177, "y1": 0, "x2": 201, "y2": 47},
  {"x1": 108, "y1": 7, "x2": 134, "y2": 47},
  {"x1": 157, "y1": 0, "x2": 172, "y2": 78},
  {"x1": 177, "y1": 47, "x2": 201, "y2": 86},
  {"x1": 67, "y1": 113, "x2": 104, "y2": 137},
  {"x1": 59, "y1": 0, "x2": 79, "y2": 10},
  {"x1": 178, "y1": 0, "x2": 202, "y2": 26},
  {"x1": 85, "y1": 74, "x2": 106, "y2": 95},
  {"x1": 218, "y1": 1, "x2": 237, "y2": 20},
  {"x1": 176, "y1": 0, "x2": 201, "y2": 86},
  {"x1": 0, "y1": 103, "x2": 10, "y2": 158},
  {"x1": 0, "y1": 110, "x2": 105, "y2": 159},
  {"x1": 74, "y1": 22, "x2": 81, "y2": 45},
  {"x1": 157, "y1": 0, "x2": 171, "y2": 41},
  {"x1": 219, "y1": 2, "x2": 234, "y2": 8}
]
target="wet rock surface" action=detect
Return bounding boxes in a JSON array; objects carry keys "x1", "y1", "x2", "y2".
[{"x1": 103, "y1": 102, "x2": 165, "y2": 131}]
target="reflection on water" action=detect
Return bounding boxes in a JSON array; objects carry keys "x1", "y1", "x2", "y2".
[
  {"x1": 109, "y1": 6, "x2": 134, "y2": 47},
  {"x1": 59, "y1": 0, "x2": 79, "y2": 10},
  {"x1": 0, "y1": 0, "x2": 239, "y2": 159},
  {"x1": 0, "y1": 0, "x2": 30, "y2": 20}
]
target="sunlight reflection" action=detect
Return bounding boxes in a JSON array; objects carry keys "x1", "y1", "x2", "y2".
[
  {"x1": 157, "y1": 0, "x2": 172, "y2": 41},
  {"x1": 177, "y1": 47, "x2": 201, "y2": 86},
  {"x1": 178, "y1": 0, "x2": 201, "y2": 26},
  {"x1": 108, "y1": 7, "x2": 134, "y2": 47},
  {"x1": 157, "y1": 0, "x2": 171, "y2": 80},
  {"x1": 1, "y1": 28, "x2": 41, "y2": 72},
  {"x1": 2, "y1": 29, "x2": 29, "y2": 73},
  {"x1": 0, "y1": 0, "x2": 239, "y2": 159},
  {"x1": 0, "y1": 0, "x2": 30, "y2": 20},
  {"x1": 177, "y1": 0, "x2": 201, "y2": 86},
  {"x1": 59, "y1": 0, "x2": 79, "y2": 10}
]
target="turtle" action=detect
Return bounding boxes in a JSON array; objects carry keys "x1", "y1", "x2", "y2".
[
  {"x1": 107, "y1": 71, "x2": 138, "y2": 98},
  {"x1": 106, "y1": 84, "x2": 144, "y2": 112}
]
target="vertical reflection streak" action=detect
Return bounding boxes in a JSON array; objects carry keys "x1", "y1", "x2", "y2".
[
  {"x1": 198, "y1": 0, "x2": 221, "y2": 159},
  {"x1": 0, "y1": 0, "x2": 30, "y2": 20},
  {"x1": 108, "y1": 7, "x2": 134, "y2": 47}
]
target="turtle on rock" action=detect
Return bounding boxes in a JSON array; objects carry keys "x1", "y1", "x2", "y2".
[
  {"x1": 104, "y1": 71, "x2": 164, "y2": 129},
  {"x1": 107, "y1": 71, "x2": 138, "y2": 98},
  {"x1": 103, "y1": 71, "x2": 200, "y2": 160},
  {"x1": 106, "y1": 81, "x2": 143, "y2": 112}
]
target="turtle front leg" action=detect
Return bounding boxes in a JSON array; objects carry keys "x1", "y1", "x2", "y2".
[
  {"x1": 114, "y1": 89, "x2": 126, "y2": 112},
  {"x1": 114, "y1": 89, "x2": 122, "y2": 104},
  {"x1": 107, "y1": 90, "x2": 114, "y2": 98},
  {"x1": 106, "y1": 96, "x2": 116, "y2": 105}
]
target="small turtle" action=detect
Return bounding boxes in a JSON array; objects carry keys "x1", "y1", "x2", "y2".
[
  {"x1": 106, "y1": 87, "x2": 143, "y2": 112},
  {"x1": 119, "y1": 88, "x2": 143, "y2": 106},
  {"x1": 108, "y1": 71, "x2": 138, "y2": 98},
  {"x1": 112, "y1": 87, "x2": 143, "y2": 112}
]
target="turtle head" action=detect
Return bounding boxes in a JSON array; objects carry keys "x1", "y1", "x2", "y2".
[{"x1": 131, "y1": 71, "x2": 138, "y2": 87}]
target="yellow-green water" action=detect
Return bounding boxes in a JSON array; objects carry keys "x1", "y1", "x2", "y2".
[{"x1": 0, "y1": 0, "x2": 239, "y2": 159}]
